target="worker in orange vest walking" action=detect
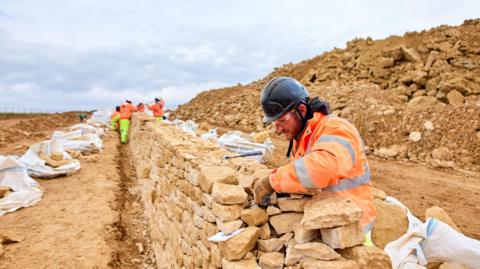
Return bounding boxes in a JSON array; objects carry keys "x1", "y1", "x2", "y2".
[
  {"x1": 110, "y1": 106, "x2": 121, "y2": 130},
  {"x1": 137, "y1": 102, "x2": 145, "y2": 112},
  {"x1": 119, "y1": 100, "x2": 137, "y2": 143},
  {"x1": 147, "y1": 97, "x2": 165, "y2": 122},
  {"x1": 253, "y1": 77, "x2": 376, "y2": 245}
]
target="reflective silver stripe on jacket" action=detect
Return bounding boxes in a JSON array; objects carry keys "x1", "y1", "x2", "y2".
[
  {"x1": 323, "y1": 163, "x2": 371, "y2": 192},
  {"x1": 294, "y1": 158, "x2": 316, "y2": 189},
  {"x1": 316, "y1": 135, "x2": 356, "y2": 164}
]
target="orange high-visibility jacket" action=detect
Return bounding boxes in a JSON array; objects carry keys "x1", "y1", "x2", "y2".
[
  {"x1": 137, "y1": 104, "x2": 145, "y2": 112},
  {"x1": 110, "y1": 111, "x2": 120, "y2": 119},
  {"x1": 269, "y1": 112, "x2": 376, "y2": 232},
  {"x1": 147, "y1": 101, "x2": 164, "y2": 117},
  {"x1": 120, "y1": 102, "x2": 138, "y2": 120}
]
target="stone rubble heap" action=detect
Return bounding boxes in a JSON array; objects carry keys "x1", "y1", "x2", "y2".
[{"x1": 129, "y1": 114, "x2": 391, "y2": 269}]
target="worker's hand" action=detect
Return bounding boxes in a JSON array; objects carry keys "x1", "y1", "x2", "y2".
[{"x1": 253, "y1": 175, "x2": 274, "y2": 206}]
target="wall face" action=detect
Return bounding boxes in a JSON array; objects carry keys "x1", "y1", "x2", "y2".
[
  {"x1": 129, "y1": 115, "x2": 268, "y2": 268},
  {"x1": 128, "y1": 114, "x2": 391, "y2": 269}
]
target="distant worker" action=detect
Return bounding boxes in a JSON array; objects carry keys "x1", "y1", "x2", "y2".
[
  {"x1": 147, "y1": 97, "x2": 165, "y2": 122},
  {"x1": 110, "y1": 106, "x2": 121, "y2": 130},
  {"x1": 137, "y1": 102, "x2": 145, "y2": 112},
  {"x1": 119, "y1": 100, "x2": 138, "y2": 143},
  {"x1": 253, "y1": 77, "x2": 376, "y2": 245},
  {"x1": 79, "y1": 113, "x2": 87, "y2": 123}
]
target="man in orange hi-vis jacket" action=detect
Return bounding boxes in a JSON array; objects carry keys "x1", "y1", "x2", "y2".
[
  {"x1": 147, "y1": 97, "x2": 165, "y2": 122},
  {"x1": 119, "y1": 100, "x2": 137, "y2": 143},
  {"x1": 253, "y1": 77, "x2": 376, "y2": 245},
  {"x1": 110, "y1": 106, "x2": 121, "y2": 130}
]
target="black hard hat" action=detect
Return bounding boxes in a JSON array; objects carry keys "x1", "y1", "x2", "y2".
[{"x1": 260, "y1": 77, "x2": 309, "y2": 124}]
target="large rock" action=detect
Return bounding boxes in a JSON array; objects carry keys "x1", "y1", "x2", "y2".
[
  {"x1": 294, "y1": 242, "x2": 341, "y2": 260},
  {"x1": 302, "y1": 193, "x2": 362, "y2": 229},
  {"x1": 302, "y1": 259, "x2": 359, "y2": 269},
  {"x1": 431, "y1": 147, "x2": 452, "y2": 161},
  {"x1": 219, "y1": 226, "x2": 260, "y2": 261},
  {"x1": 269, "y1": 213, "x2": 304, "y2": 234},
  {"x1": 241, "y1": 208, "x2": 269, "y2": 226},
  {"x1": 222, "y1": 258, "x2": 260, "y2": 269},
  {"x1": 212, "y1": 182, "x2": 248, "y2": 205},
  {"x1": 258, "y1": 252, "x2": 284, "y2": 269},
  {"x1": 320, "y1": 222, "x2": 364, "y2": 249},
  {"x1": 212, "y1": 201, "x2": 244, "y2": 222},
  {"x1": 217, "y1": 219, "x2": 244, "y2": 235},
  {"x1": 401, "y1": 46, "x2": 423, "y2": 63},
  {"x1": 407, "y1": 96, "x2": 438, "y2": 108},
  {"x1": 338, "y1": 246, "x2": 392, "y2": 269},
  {"x1": 447, "y1": 90, "x2": 465, "y2": 105},
  {"x1": 372, "y1": 199, "x2": 408, "y2": 249},
  {"x1": 199, "y1": 165, "x2": 238, "y2": 193}
]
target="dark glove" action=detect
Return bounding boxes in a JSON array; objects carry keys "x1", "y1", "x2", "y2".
[{"x1": 253, "y1": 176, "x2": 274, "y2": 206}]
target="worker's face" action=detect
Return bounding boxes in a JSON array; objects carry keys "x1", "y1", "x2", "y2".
[{"x1": 274, "y1": 109, "x2": 302, "y2": 140}]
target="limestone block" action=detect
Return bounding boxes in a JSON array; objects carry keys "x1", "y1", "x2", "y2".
[
  {"x1": 259, "y1": 223, "x2": 271, "y2": 240},
  {"x1": 302, "y1": 259, "x2": 359, "y2": 269},
  {"x1": 259, "y1": 252, "x2": 284, "y2": 269},
  {"x1": 210, "y1": 243, "x2": 222, "y2": 268},
  {"x1": 257, "y1": 238, "x2": 285, "y2": 252},
  {"x1": 284, "y1": 239, "x2": 302, "y2": 266},
  {"x1": 293, "y1": 222, "x2": 319, "y2": 244},
  {"x1": 372, "y1": 199, "x2": 408, "y2": 249},
  {"x1": 321, "y1": 222, "x2": 364, "y2": 249},
  {"x1": 269, "y1": 213, "x2": 304, "y2": 234},
  {"x1": 294, "y1": 242, "x2": 340, "y2": 260},
  {"x1": 212, "y1": 183, "x2": 248, "y2": 205},
  {"x1": 219, "y1": 226, "x2": 260, "y2": 261},
  {"x1": 266, "y1": 206, "x2": 282, "y2": 216},
  {"x1": 241, "y1": 208, "x2": 269, "y2": 226},
  {"x1": 199, "y1": 165, "x2": 238, "y2": 193},
  {"x1": 192, "y1": 246, "x2": 202, "y2": 267},
  {"x1": 212, "y1": 201, "x2": 243, "y2": 222},
  {"x1": 202, "y1": 193, "x2": 213, "y2": 208},
  {"x1": 302, "y1": 193, "x2": 362, "y2": 229},
  {"x1": 203, "y1": 206, "x2": 217, "y2": 223},
  {"x1": 217, "y1": 219, "x2": 244, "y2": 235},
  {"x1": 221, "y1": 258, "x2": 260, "y2": 269},
  {"x1": 338, "y1": 246, "x2": 391, "y2": 269},
  {"x1": 278, "y1": 197, "x2": 306, "y2": 212}
]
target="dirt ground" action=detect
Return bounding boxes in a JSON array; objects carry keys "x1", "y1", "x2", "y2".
[{"x1": 0, "y1": 117, "x2": 154, "y2": 269}]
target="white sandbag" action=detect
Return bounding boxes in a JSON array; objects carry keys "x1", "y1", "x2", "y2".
[
  {"x1": 0, "y1": 156, "x2": 43, "y2": 215},
  {"x1": 68, "y1": 123, "x2": 105, "y2": 137},
  {"x1": 385, "y1": 218, "x2": 480, "y2": 269},
  {"x1": 51, "y1": 130, "x2": 103, "y2": 154},
  {"x1": 217, "y1": 131, "x2": 275, "y2": 164},
  {"x1": 86, "y1": 109, "x2": 111, "y2": 126},
  {"x1": 17, "y1": 140, "x2": 80, "y2": 178},
  {"x1": 173, "y1": 119, "x2": 198, "y2": 135}
]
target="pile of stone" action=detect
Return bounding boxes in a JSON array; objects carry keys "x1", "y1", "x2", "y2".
[{"x1": 129, "y1": 114, "x2": 391, "y2": 269}]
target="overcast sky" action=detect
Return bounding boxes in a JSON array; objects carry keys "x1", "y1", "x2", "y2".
[{"x1": 0, "y1": 0, "x2": 478, "y2": 112}]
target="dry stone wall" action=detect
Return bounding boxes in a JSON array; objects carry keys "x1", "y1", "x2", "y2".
[{"x1": 129, "y1": 114, "x2": 391, "y2": 269}]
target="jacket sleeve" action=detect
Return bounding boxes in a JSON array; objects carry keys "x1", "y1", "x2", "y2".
[{"x1": 269, "y1": 125, "x2": 356, "y2": 193}]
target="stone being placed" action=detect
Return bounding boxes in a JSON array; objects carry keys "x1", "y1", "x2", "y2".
[
  {"x1": 320, "y1": 222, "x2": 364, "y2": 249},
  {"x1": 199, "y1": 165, "x2": 238, "y2": 193},
  {"x1": 301, "y1": 193, "x2": 362, "y2": 229},
  {"x1": 338, "y1": 245, "x2": 391, "y2": 269},
  {"x1": 212, "y1": 182, "x2": 248, "y2": 205},
  {"x1": 278, "y1": 197, "x2": 306, "y2": 212},
  {"x1": 219, "y1": 226, "x2": 260, "y2": 261},
  {"x1": 240, "y1": 208, "x2": 269, "y2": 226}
]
